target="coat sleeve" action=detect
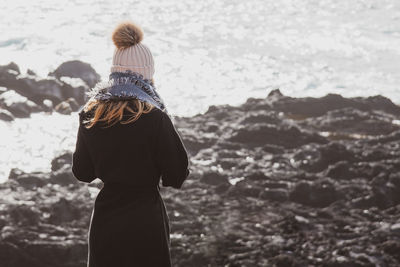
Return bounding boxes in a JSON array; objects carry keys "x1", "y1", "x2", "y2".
[
  {"x1": 155, "y1": 112, "x2": 190, "y2": 189},
  {"x1": 71, "y1": 114, "x2": 96, "y2": 183}
]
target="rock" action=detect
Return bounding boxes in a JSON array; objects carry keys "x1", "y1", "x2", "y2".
[
  {"x1": 325, "y1": 161, "x2": 354, "y2": 180},
  {"x1": 300, "y1": 107, "x2": 400, "y2": 136},
  {"x1": 267, "y1": 88, "x2": 284, "y2": 99},
  {"x1": 65, "y1": 97, "x2": 80, "y2": 111},
  {"x1": 180, "y1": 134, "x2": 216, "y2": 156},
  {"x1": 0, "y1": 90, "x2": 43, "y2": 118},
  {"x1": 227, "y1": 179, "x2": 262, "y2": 198},
  {"x1": 53, "y1": 98, "x2": 80, "y2": 114},
  {"x1": 8, "y1": 169, "x2": 47, "y2": 189},
  {"x1": 0, "y1": 62, "x2": 20, "y2": 75},
  {"x1": 58, "y1": 77, "x2": 88, "y2": 105},
  {"x1": 293, "y1": 142, "x2": 354, "y2": 173},
  {"x1": 381, "y1": 240, "x2": 400, "y2": 262},
  {"x1": 42, "y1": 99, "x2": 53, "y2": 111},
  {"x1": 0, "y1": 62, "x2": 88, "y2": 106},
  {"x1": 214, "y1": 183, "x2": 231, "y2": 194},
  {"x1": 0, "y1": 63, "x2": 60, "y2": 104},
  {"x1": 48, "y1": 60, "x2": 101, "y2": 88},
  {"x1": 351, "y1": 195, "x2": 376, "y2": 209},
  {"x1": 54, "y1": 101, "x2": 73, "y2": 115},
  {"x1": 390, "y1": 223, "x2": 400, "y2": 234},
  {"x1": 49, "y1": 165, "x2": 77, "y2": 186},
  {"x1": 200, "y1": 171, "x2": 230, "y2": 186},
  {"x1": 8, "y1": 204, "x2": 41, "y2": 226},
  {"x1": 229, "y1": 123, "x2": 327, "y2": 148},
  {"x1": 203, "y1": 122, "x2": 219, "y2": 132},
  {"x1": 370, "y1": 175, "x2": 400, "y2": 209},
  {"x1": 8, "y1": 168, "x2": 24, "y2": 179},
  {"x1": 262, "y1": 144, "x2": 285, "y2": 154},
  {"x1": 367, "y1": 129, "x2": 400, "y2": 145},
  {"x1": 246, "y1": 171, "x2": 269, "y2": 181},
  {"x1": 240, "y1": 110, "x2": 281, "y2": 125},
  {"x1": 0, "y1": 218, "x2": 6, "y2": 231},
  {"x1": 0, "y1": 109, "x2": 14, "y2": 121},
  {"x1": 48, "y1": 197, "x2": 81, "y2": 224},
  {"x1": 289, "y1": 178, "x2": 338, "y2": 207},
  {"x1": 26, "y1": 69, "x2": 36, "y2": 76},
  {"x1": 260, "y1": 189, "x2": 288, "y2": 202},
  {"x1": 204, "y1": 104, "x2": 232, "y2": 120},
  {"x1": 51, "y1": 152, "x2": 72, "y2": 172},
  {"x1": 242, "y1": 97, "x2": 271, "y2": 112},
  {"x1": 12, "y1": 175, "x2": 47, "y2": 189},
  {"x1": 272, "y1": 254, "x2": 297, "y2": 267},
  {"x1": 1, "y1": 87, "x2": 400, "y2": 267},
  {"x1": 180, "y1": 251, "x2": 209, "y2": 267},
  {"x1": 0, "y1": 242, "x2": 44, "y2": 267},
  {"x1": 277, "y1": 215, "x2": 303, "y2": 234},
  {"x1": 266, "y1": 90, "x2": 400, "y2": 118}
]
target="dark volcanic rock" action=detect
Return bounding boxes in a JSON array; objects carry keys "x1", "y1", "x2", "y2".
[
  {"x1": 0, "y1": 70, "x2": 64, "y2": 105},
  {"x1": 54, "y1": 98, "x2": 80, "y2": 115},
  {"x1": 48, "y1": 197, "x2": 81, "y2": 224},
  {"x1": 0, "y1": 62, "x2": 89, "y2": 107},
  {"x1": 49, "y1": 165, "x2": 78, "y2": 186},
  {"x1": 289, "y1": 178, "x2": 338, "y2": 207},
  {"x1": 266, "y1": 89, "x2": 400, "y2": 117},
  {"x1": 54, "y1": 100, "x2": 73, "y2": 115},
  {"x1": 0, "y1": 109, "x2": 14, "y2": 121},
  {"x1": 200, "y1": 171, "x2": 230, "y2": 186},
  {"x1": 0, "y1": 62, "x2": 20, "y2": 74},
  {"x1": 8, "y1": 169, "x2": 48, "y2": 189},
  {"x1": 299, "y1": 107, "x2": 400, "y2": 135},
  {"x1": 2, "y1": 87, "x2": 400, "y2": 266},
  {"x1": 51, "y1": 152, "x2": 72, "y2": 171},
  {"x1": 49, "y1": 60, "x2": 101, "y2": 88},
  {"x1": 8, "y1": 204, "x2": 42, "y2": 226},
  {"x1": 381, "y1": 240, "x2": 400, "y2": 262},
  {"x1": 260, "y1": 189, "x2": 289, "y2": 202},
  {"x1": 292, "y1": 142, "x2": 354, "y2": 172},
  {"x1": 0, "y1": 90, "x2": 43, "y2": 118},
  {"x1": 325, "y1": 161, "x2": 355, "y2": 180},
  {"x1": 229, "y1": 123, "x2": 327, "y2": 148},
  {"x1": 227, "y1": 179, "x2": 262, "y2": 198}
]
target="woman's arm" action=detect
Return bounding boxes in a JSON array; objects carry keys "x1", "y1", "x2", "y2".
[
  {"x1": 71, "y1": 114, "x2": 96, "y2": 183},
  {"x1": 155, "y1": 111, "x2": 190, "y2": 189}
]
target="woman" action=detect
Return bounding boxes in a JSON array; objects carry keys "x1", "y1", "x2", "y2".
[{"x1": 71, "y1": 21, "x2": 190, "y2": 267}]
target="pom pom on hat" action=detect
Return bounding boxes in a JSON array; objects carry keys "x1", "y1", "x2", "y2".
[{"x1": 112, "y1": 21, "x2": 144, "y2": 49}]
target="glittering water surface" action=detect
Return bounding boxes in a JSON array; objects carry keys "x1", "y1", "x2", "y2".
[
  {"x1": 0, "y1": 0, "x2": 399, "y2": 181},
  {"x1": 0, "y1": 112, "x2": 78, "y2": 182}
]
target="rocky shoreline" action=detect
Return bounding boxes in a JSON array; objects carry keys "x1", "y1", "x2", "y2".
[
  {"x1": 1, "y1": 62, "x2": 400, "y2": 266},
  {"x1": 0, "y1": 61, "x2": 100, "y2": 120}
]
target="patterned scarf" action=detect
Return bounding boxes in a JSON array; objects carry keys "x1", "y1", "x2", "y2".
[{"x1": 86, "y1": 70, "x2": 167, "y2": 113}]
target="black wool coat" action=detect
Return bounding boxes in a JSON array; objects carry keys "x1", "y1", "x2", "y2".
[{"x1": 71, "y1": 106, "x2": 190, "y2": 267}]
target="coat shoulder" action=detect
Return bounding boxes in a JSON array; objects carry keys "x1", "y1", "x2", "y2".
[{"x1": 141, "y1": 107, "x2": 168, "y2": 123}]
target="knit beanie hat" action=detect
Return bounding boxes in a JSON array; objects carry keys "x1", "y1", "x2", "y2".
[{"x1": 110, "y1": 22, "x2": 155, "y2": 80}]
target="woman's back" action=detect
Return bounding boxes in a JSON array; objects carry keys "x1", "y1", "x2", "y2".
[
  {"x1": 72, "y1": 105, "x2": 190, "y2": 267},
  {"x1": 73, "y1": 107, "x2": 189, "y2": 188}
]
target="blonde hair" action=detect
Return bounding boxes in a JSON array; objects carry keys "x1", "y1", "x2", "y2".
[{"x1": 82, "y1": 98, "x2": 154, "y2": 129}]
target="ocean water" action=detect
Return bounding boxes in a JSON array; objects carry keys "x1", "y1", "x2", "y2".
[{"x1": 0, "y1": 0, "x2": 400, "y2": 182}]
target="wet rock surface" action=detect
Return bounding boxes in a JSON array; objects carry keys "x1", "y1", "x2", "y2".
[
  {"x1": 0, "y1": 61, "x2": 100, "y2": 120},
  {"x1": 1, "y1": 87, "x2": 400, "y2": 266},
  {"x1": 48, "y1": 60, "x2": 101, "y2": 88}
]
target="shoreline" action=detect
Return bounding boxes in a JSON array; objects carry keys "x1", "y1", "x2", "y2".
[
  {"x1": 1, "y1": 60, "x2": 400, "y2": 265},
  {"x1": 1, "y1": 73, "x2": 400, "y2": 265}
]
